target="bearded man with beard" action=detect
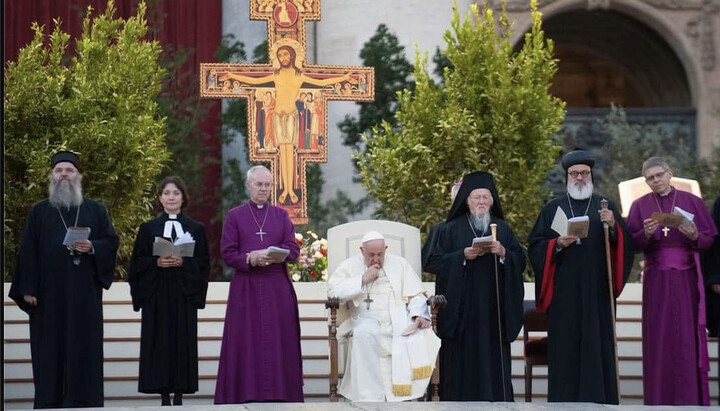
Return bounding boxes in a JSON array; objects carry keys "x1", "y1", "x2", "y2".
[
  {"x1": 9, "y1": 151, "x2": 119, "y2": 408},
  {"x1": 528, "y1": 150, "x2": 633, "y2": 404},
  {"x1": 426, "y1": 171, "x2": 526, "y2": 401}
]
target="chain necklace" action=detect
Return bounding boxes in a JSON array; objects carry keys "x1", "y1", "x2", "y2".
[
  {"x1": 652, "y1": 188, "x2": 677, "y2": 237},
  {"x1": 363, "y1": 267, "x2": 384, "y2": 310},
  {"x1": 466, "y1": 213, "x2": 488, "y2": 238},
  {"x1": 247, "y1": 202, "x2": 270, "y2": 241},
  {"x1": 58, "y1": 206, "x2": 81, "y2": 265},
  {"x1": 566, "y1": 192, "x2": 592, "y2": 218}
]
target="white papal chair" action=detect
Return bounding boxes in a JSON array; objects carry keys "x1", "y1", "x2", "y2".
[{"x1": 324, "y1": 220, "x2": 445, "y2": 402}]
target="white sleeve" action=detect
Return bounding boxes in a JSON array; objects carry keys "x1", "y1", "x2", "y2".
[
  {"x1": 328, "y1": 262, "x2": 364, "y2": 303},
  {"x1": 408, "y1": 294, "x2": 430, "y2": 320}
]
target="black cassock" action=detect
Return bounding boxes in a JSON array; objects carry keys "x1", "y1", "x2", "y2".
[
  {"x1": 528, "y1": 194, "x2": 633, "y2": 404},
  {"x1": 128, "y1": 213, "x2": 209, "y2": 395},
  {"x1": 702, "y1": 195, "x2": 720, "y2": 338},
  {"x1": 427, "y1": 216, "x2": 525, "y2": 401},
  {"x1": 9, "y1": 199, "x2": 119, "y2": 409}
]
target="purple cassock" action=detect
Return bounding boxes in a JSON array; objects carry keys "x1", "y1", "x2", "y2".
[
  {"x1": 627, "y1": 187, "x2": 718, "y2": 405},
  {"x1": 214, "y1": 201, "x2": 303, "y2": 403}
]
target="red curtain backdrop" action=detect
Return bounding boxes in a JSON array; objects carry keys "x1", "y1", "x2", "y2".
[{"x1": 5, "y1": 0, "x2": 224, "y2": 278}]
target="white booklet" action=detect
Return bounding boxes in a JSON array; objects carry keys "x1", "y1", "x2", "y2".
[
  {"x1": 62, "y1": 226, "x2": 91, "y2": 246},
  {"x1": 673, "y1": 206, "x2": 694, "y2": 224},
  {"x1": 472, "y1": 235, "x2": 494, "y2": 252},
  {"x1": 551, "y1": 207, "x2": 589, "y2": 238},
  {"x1": 153, "y1": 232, "x2": 195, "y2": 257},
  {"x1": 266, "y1": 246, "x2": 290, "y2": 262}
]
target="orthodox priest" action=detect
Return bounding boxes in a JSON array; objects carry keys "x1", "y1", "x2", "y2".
[
  {"x1": 426, "y1": 171, "x2": 525, "y2": 401},
  {"x1": 128, "y1": 176, "x2": 209, "y2": 406},
  {"x1": 328, "y1": 231, "x2": 441, "y2": 401},
  {"x1": 214, "y1": 165, "x2": 303, "y2": 403},
  {"x1": 528, "y1": 150, "x2": 633, "y2": 404},
  {"x1": 9, "y1": 151, "x2": 119, "y2": 408},
  {"x1": 626, "y1": 157, "x2": 717, "y2": 405}
]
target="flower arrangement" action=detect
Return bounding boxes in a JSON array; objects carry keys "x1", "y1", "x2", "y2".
[{"x1": 289, "y1": 231, "x2": 328, "y2": 282}]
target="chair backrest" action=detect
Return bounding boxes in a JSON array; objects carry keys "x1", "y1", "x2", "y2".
[
  {"x1": 327, "y1": 219, "x2": 422, "y2": 278},
  {"x1": 618, "y1": 176, "x2": 702, "y2": 218},
  {"x1": 523, "y1": 300, "x2": 548, "y2": 335}
]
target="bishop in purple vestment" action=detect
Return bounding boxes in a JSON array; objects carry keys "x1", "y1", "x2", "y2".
[
  {"x1": 214, "y1": 165, "x2": 303, "y2": 403},
  {"x1": 627, "y1": 157, "x2": 718, "y2": 406}
]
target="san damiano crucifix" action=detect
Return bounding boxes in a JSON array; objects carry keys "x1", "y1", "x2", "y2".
[{"x1": 200, "y1": 0, "x2": 375, "y2": 224}]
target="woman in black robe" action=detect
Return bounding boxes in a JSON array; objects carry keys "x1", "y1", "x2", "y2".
[{"x1": 128, "y1": 176, "x2": 210, "y2": 406}]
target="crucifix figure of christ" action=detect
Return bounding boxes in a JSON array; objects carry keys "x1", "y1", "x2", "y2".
[{"x1": 200, "y1": 0, "x2": 374, "y2": 224}]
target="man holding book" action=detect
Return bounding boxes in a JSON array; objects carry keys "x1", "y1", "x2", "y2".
[
  {"x1": 425, "y1": 171, "x2": 526, "y2": 401},
  {"x1": 9, "y1": 151, "x2": 119, "y2": 408},
  {"x1": 528, "y1": 150, "x2": 633, "y2": 404},
  {"x1": 627, "y1": 157, "x2": 717, "y2": 405},
  {"x1": 215, "y1": 165, "x2": 303, "y2": 403}
]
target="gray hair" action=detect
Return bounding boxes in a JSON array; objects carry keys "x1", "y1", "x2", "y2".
[
  {"x1": 246, "y1": 165, "x2": 271, "y2": 184},
  {"x1": 642, "y1": 157, "x2": 671, "y2": 176}
]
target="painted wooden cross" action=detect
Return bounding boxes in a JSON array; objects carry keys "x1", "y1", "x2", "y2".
[{"x1": 200, "y1": 0, "x2": 374, "y2": 224}]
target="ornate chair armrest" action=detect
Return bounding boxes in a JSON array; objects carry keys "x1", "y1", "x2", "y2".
[
  {"x1": 325, "y1": 296, "x2": 340, "y2": 310},
  {"x1": 427, "y1": 295, "x2": 446, "y2": 335},
  {"x1": 325, "y1": 297, "x2": 340, "y2": 401},
  {"x1": 427, "y1": 294, "x2": 447, "y2": 309}
]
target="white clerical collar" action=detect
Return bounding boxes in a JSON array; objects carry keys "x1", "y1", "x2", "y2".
[
  {"x1": 168, "y1": 213, "x2": 178, "y2": 219},
  {"x1": 659, "y1": 187, "x2": 674, "y2": 197}
]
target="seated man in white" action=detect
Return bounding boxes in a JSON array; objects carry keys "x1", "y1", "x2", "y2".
[{"x1": 328, "y1": 230, "x2": 441, "y2": 401}]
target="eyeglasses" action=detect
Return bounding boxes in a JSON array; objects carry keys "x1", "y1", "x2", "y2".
[
  {"x1": 568, "y1": 170, "x2": 591, "y2": 178},
  {"x1": 645, "y1": 170, "x2": 667, "y2": 182}
]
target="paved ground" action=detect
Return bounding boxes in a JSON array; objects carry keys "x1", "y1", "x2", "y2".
[{"x1": 42, "y1": 402, "x2": 710, "y2": 411}]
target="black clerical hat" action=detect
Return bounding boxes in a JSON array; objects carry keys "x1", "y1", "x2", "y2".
[
  {"x1": 561, "y1": 150, "x2": 594, "y2": 170},
  {"x1": 446, "y1": 171, "x2": 504, "y2": 222},
  {"x1": 51, "y1": 151, "x2": 80, "y2": 171}
]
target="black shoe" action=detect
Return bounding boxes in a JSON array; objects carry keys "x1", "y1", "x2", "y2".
[
  {"x1": 161, "y1": 393, "x2": 171, "y2": 406},
  {"x1": 173, "y1": 393, "x2": 183, "y2": 406}
]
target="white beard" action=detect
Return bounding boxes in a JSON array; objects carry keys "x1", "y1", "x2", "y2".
[
  {"x1": 470, "y1": 212, "x2": 491, "y2": 234},
  {"x1": 567, "y1": 181, "x2": 593, "y2": 200},
  {"x1": 49, "y1": 176, "x2": 84, "y2": 209}
]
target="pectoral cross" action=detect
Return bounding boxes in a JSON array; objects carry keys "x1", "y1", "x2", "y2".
[
  {"x1": 662, "y1": 226, "x2": 670, "y2": 237},
  {"x1": 199, "y1": 0, "x2": 374, "y2": 225},
  {"x1": 256, "y1": 229, "x2": 267, "y2": 241},
  {"x1": 364, "y1": 293, "x2": 373, "y2": 310}
]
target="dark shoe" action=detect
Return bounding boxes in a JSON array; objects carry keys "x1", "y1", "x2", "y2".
[{"x1": 173, "y1": 393, "x2": 183, "y2": 406}]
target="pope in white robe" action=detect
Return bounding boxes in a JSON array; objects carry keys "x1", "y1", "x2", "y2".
[{"x1": 328, "y1": 231, "x2": 441, "y2": 401}]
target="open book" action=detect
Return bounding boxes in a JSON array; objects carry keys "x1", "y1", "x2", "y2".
[
  {"x1": 266, "y1": 246, "x2": 290, "y2": 262},
  {"x1": 551, "y1": 207, "x2": 589, "y2": 238},
  {"x1": 472, "y1": 235, "x2": 494, "y2": 252},
  {"x1": 153, "y1": 232, "x2": 195, "y2": 257},
  {"x1": 651, "y1": 206, "x2": 695, "y2": 228}
]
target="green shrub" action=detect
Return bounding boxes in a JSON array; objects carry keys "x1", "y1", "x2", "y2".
[
  {"x1": 4, "y1": 1, "x2": 169, "y2": 280},
  {"x1": 356, "y1": 1, "x2": 565, "y2": 246}
]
